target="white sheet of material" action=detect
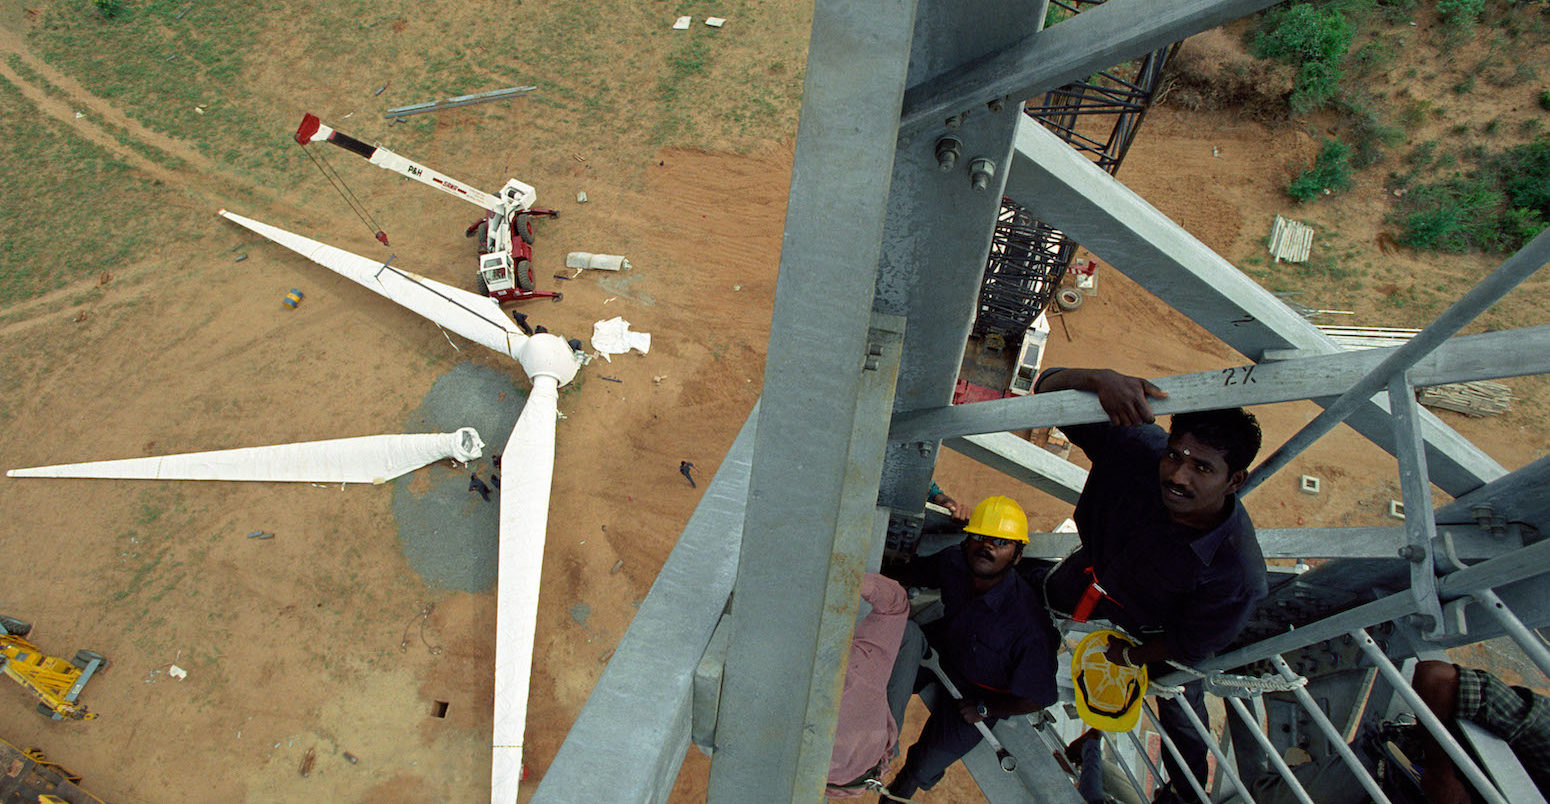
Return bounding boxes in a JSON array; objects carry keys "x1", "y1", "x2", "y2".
[
  {"x1": 218, "y1": 209, "x2": 530, "y2": 360},
  {"x1": 7, "y1": 428, "x2": 484, "y2": 483},
  {"x1": 590, "y1": 316, "x2": 651, "y2": 361}
]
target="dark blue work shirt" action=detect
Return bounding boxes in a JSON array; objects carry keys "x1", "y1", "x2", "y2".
[
  {"x1": 913, "y1": 547, "x2": 1059, "y2": 707},
  {"x1": 1054, "y1": 420, "x2": 1267, "y2": 666}
]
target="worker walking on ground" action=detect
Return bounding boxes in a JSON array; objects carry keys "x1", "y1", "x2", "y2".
[
  {"x1": 1033, "y1": 367, "x2": 1266, "y2": 804},
  {"x1": 883, "y1": 496, "x2": 1060, "y2": 800}
]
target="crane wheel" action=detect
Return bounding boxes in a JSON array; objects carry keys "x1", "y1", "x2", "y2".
[
  {"x1": 1056, "y1": 289, "x2": 1084, "y2": 311},
  {"x1": 474, "y1": 221, "x2": 490, "y2": 255},
  {"x1": 476, "y1": 272, "x2": 490, "y2": 298},
  {"x1": 516, "y1": 214, "x2": 535, "y2": 245},
  {"x1": 516, "y1": 259, "x2": 536, "y2": 291},
  {"x1": 72, "y1": 650, "x2": 108, "y2": 671},
  {"x1": 0, "y1": 616, "x2": 32, "y2": 637}
]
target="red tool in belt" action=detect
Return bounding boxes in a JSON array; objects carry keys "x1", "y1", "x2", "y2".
[{"x1": 1070, "y1": 566, "x2": 1121, "y2": 623}]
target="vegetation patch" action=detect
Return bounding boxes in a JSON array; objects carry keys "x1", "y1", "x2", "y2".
[
  {"x1": 1391, "y1": 137, "x2": 1550, "y2": 253},
  {"x1": 1289, "y1": 139, "x2": 1354, "y2": 201},
  {"x1": 1249, "y1": 3, "x2": 1355, "y2": 114}
]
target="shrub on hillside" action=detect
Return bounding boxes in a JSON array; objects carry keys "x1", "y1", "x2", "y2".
[
  {"x1": 94, "y1": 0, "x2": 123, "y2": 18},
  {"x1": 1494, "y1": 137, "x2": 1550, "y2": 219},
  {"x1": 1289, "y1": 139, "x2": 1354, "y2": 201},
  {"x1": 1393, "y1": 175, "x2": 1544, "y2": 253},
  {"x1": 1250, "y1": 4, "x2": 1355, "y2": 114},
  {"x1": 1436, "y1": 0, "x2": 1485, "y2": 28}
]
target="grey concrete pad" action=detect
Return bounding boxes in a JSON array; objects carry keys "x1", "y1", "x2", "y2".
[{"x1": 391, "y1": 362, "x2": 527, "y2": 593}]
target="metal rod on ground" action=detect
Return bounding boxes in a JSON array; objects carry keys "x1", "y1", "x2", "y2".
[
  {"x1": 1226, "y1": 696, "x2": 1315, "y2": 804},
  {"x1": 1141, "y1": 698, "x2": 1212, "y2": 804},
  {"x1": 382, "y1": 86, "x2": 537, "y2": 119},
  {"x1": 918, "y1": 648, "x2": 1017, "y2": 772},
  {"x1": 1269, "y1": 656, "x2": 1393, "y2": 804},
  {"x1": 1170, "y1": 690, "x2": 1257, "y2": 804},
  {"x1": 1242, "y1": 226, "x2": 1550, "y2": 496},
  {"x1": 1472, "y1": 588, "x2": 1550, "y2": 683},
  {"x1": 1347, "y1": 629, "x2": 1509, "y2": 804}
]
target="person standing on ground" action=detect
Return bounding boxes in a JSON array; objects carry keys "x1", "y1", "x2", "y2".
[
  {"x1": 884, "y1": 496, "x2": 1060, "y2": 799},
  {"x1": 1034, "y1": 367, "x2": 1266, "y2": 804}
]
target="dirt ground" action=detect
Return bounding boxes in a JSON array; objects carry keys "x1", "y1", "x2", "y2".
[{"x1": 0, "y1": 5, "x2": 1545, "y2": 804}]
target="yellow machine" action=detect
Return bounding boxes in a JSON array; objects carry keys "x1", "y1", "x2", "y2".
[{"x1": 0, "y1": 616, "x2": 107, "y2": 721}]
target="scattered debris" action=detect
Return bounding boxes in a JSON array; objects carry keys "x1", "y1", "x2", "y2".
[
  {"x1": 1299, "y1": 475, "x2": 1320, "y2": 495},
  {"x1": 1268, "y1": 214, "x2": 1313, "y2": 264},
  {"x1": 234, "y1": 253, "x2": 248, "y2": 262},
  {"x1": 653, "y1": 375, "x2": 667, "y2": 384},
  {"x1": 247, "y1": 530, "x2": 274, "y2": 540},
  {"x1": 576, "y1": 190, "x2": 588, "y2": 203},
  {"x1": 599, "y1": 376, "x2": 622, "y2": 383},
  {"x1": 373, "y1": 82, "x2": 388, "y2": 96},
  {"x1": 73, "y1": 310, "x2": 89, "y2": 324},
  {"x1": 679, "y1": 461, "x2": 696, "y2": 488},
  {"x1": 168, "y1": 664, "x2": 188, "y2": 680},
  {"x1": 74, "y1": 111, "x2": 84, "y2": 119},
  {"x1": 552, "y1": 273, "x2": 573, "y2": 281},
  {"x1": 1389, "y1": 500, "x2": 1405, "y2": 520},
  {"x1": 706, "y1": 16, "x2": 726, "y2": 27},
  {"x1": 610, "y1": 560, "x2": 624, "y2": 575},
  {"x1": 343, "y1": 751, "x2": 359, "y2": 765},
  {"x1": 176, "y1": 3, "x2": 191, "y2": 19},
  {"x1": 732, "y1": 283, "x2": 742, "y2": 291},
  {"x1": 672, "y1": 15, "x2": 691, "y2": 29},
  {"x1": 382, "y1": 85, "x2": 536, "y2": 119},
  {"x1": 566, "y1": 252, "x2": 631, "y2": 272},
  {"x1": 299, "y1": 748, "x2": 316, "y2": 778},
  {"x1": 283, "y1": 288, "x2": 304, "y2": 309},
  {"x1": 590, "y1": 317, "x2": 651, "y2": 360}
]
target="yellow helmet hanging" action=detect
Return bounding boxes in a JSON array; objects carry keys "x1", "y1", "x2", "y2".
[
  {"x1": 1072, "y1": 630, "x2": 1148, "y2": 732},
  {"x1": 964, "y1": 496, "x2": 1029, "y2": 544}
]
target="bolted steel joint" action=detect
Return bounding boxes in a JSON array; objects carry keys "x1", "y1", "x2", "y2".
[
  {"x1": 1397, "y1": 544, "x2": 1427, "y2": 563},
  {"x1": 934, "y1": 136, "x2": 962, "y2": 172},
  {"x1": 987, "y1": 97, "x2": 1005, "y2": 113},
  {"x1": 969, "y1": 158, "x2": 996, "y2": 193}
]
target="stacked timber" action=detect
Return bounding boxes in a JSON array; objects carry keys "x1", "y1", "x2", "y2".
[
  {"x1": 1417, "y1": 382, "x2": 1513, "y2": 418},
  {"x1": 1317, "y1": 325, "x2": 1513, "y2": 418},
  {"x1": 1268, "y1": 215, "x2": 1314, "y2": 263}
]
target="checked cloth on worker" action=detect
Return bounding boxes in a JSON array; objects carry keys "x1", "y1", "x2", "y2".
[{"x1": 1455, "y1": 665, "x2": 1550, "y2": 793}]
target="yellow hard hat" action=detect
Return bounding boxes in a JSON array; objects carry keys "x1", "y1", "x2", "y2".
[
  {"x1": 1072, "y1": 630, "x2": 1148, "y2": 732},
  {"x1": 964, "y1": 496, "x2": 1029, "y2": 544}
]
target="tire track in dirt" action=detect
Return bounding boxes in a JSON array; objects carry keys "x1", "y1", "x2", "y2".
[{"x1": 0, "y1": 24, "x2": 318, "y2": 334}]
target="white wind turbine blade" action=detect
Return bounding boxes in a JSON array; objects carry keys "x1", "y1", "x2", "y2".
[
  {"x1": 492, "y1": 335, "x2": 581, "y2": 803},
  {"x1": 218, "y1": 209, "x2": 529, "y2": 360},
  {"x1": 8, "y1": 429, "x2": 484, "y2": 484}
]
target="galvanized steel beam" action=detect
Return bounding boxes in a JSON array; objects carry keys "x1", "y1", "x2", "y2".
[
  {"x1": 705, "y1": 0, "x2": 918, "y2": 792},
  {"x1": 892, "y1": 325, "x2": 1550, "y2": 443},
  {"x1": 532, "y1": 410, "x2": 756, "y2": 803},
  {"x1": 1005, "y1": 116, "x2": 1506, "y2": 497}
]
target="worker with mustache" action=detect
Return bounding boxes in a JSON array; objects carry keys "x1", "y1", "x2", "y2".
[
  {"x1": 1034, "y1": 367, "x2": 1265, "y2": 804},
  {"x1": 883, "y1": 495, "x2": 1059, "y2": 800}
]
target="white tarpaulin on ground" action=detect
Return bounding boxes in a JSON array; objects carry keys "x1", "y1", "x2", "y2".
[
  {"x1": 7, "y1": 429, "x2": 484, "y2": 484},
  {"x1": 590, "y1": 316, "x2": 651, "y2": 361}
]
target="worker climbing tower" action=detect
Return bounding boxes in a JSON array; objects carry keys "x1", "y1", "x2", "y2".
[{"x1": 534, "y1": 1, "x2": 1550, "y2": 802}]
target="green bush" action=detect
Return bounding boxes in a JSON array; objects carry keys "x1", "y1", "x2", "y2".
[
  {"x1": 94, "y1": 0, "x2": 124, "y2": 18},
  {"x1": 1436, "y1": 0, "x2": 1485, "y2": 27},
  {"x1": 1251, "y1": 4, "x2": 1355, "y2": 115},
  {"x1": 1289, "y1": 139, "x2": 1354, "y2": 201},
  {"x1": 1495, "y1": 137, "x2": 1550, "y2": 218},
  {"x1": 1395, "y1": 177, "x2": 1509, "y2": 251},
  {"x1": 1539, "y1": 90, "x2": 1550, "y2": 111}
]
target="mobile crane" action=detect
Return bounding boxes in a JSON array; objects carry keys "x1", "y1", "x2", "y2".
[
  {"x1": 0, "y1": 616, "x2": 107, "y2": 721},
  {"x1": 294, "y1": 113, "x2": 560, "y2": 304}
]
